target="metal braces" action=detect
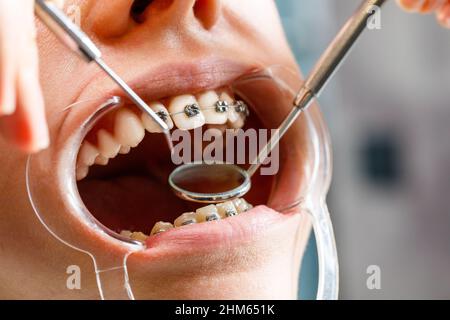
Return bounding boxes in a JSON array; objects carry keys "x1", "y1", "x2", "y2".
[
  {"x1": 184, "y1": 103, "x2": 201, "y2": 118},
  {"x1": 224, "y1": 209, "x2": 238, "y2": 217},
  {"x1": 156, "y1": 110, "x2": 169, "y2": 122},
  {"x1": 206, "y1": 214, "x2": 220, "y2": 222},
  {"x1": 215, "y1": 100, "x2": 229, "y2": 113},
  {"x1": 234, "y1": 100, "x2": 250, "y2": 117},
  {"x1": 169, "y1": 100, "x2": 250, "y2": 118}
]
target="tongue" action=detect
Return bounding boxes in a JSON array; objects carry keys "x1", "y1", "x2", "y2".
[{"x1": 77, "y1": 176, "x2": 195, "y2": 233}]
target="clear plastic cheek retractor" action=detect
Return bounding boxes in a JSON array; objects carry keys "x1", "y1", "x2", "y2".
[
  {"x1": 27, "y1": 0, "x2": 386, "y2": 300},
  {"x1": 26, "y1": 69, "x2": 333, "y2": 300},
  {"x1": 26, "y1": 97, "x2": 143, "y2": 300}
]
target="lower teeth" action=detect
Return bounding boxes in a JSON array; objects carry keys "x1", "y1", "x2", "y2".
[
  {"x1": 120, "y1": 198, "x2": 253, "y2": 242},
  {"x1": 150, "y1": 222, "x2": 174, "y2": 236},
  {"x1": 174, "y1": 212, "x2": 197, "y2": 227},
  {"x1": 217, "y1": 201, "x2": 238, "y2": 218},
  {"x1": 196, "y1": 205, "x2": 221, "y2": 223},
  {"x1": 130, "y1": 232, "x2": 148, "y2": 242}
]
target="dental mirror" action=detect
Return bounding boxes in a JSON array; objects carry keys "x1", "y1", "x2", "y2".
[
  {"x1": 169, "y1": 0, "x2": 387, "y2": 204},
  {"x1": 169, "y1": 163, "x2": 251, "y2": 203}
]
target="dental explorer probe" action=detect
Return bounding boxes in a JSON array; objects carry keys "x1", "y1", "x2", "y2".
[
  {"x1": 247, "y1": 0, "x2": 387, "y2": 177},
  {"x1": 34, "y1": 0, "x2": 170, "y2": 135},
  {"x1": 169, "y1": 0, "x2": 388, "y2": 203}
]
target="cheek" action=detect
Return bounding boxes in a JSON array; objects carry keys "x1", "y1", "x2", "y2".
[
  {"x1": 223, "y1": 0, "x2": 295, "y2": 67},
  {"x1": 36, "y1": 22, "x2": 84, "y2": 115},
  {"x1": 226, "y1": 0, "x2": 285, "y2": 40}
]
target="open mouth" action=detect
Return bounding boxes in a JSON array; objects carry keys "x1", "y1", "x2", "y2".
[{"x1": 75, "y1": 86, "x2": 276, "y2": 243}]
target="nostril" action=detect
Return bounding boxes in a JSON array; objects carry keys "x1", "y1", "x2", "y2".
[
  {"x1": 193, "y1": 0, "x2": 221, "y2": 30},
  {"x1": 131, "y1": 0, "x2": 154, "y2": 23}
]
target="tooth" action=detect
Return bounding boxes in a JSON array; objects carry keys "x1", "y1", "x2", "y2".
[
  {"x1": 229, "y1": 114, "x2": 245, "y2": 129},
  {"x1": 49, "y1": 0, "x2": 65, "y2": 9},
  {"x1": 114, "y1": 109, "x2": 145, "y2": 148},
  {"x1": 220, "y1": 92, "x2": 245, "y2": 129},
  {"x1": 197, "y1": 91, "x2": 228, "y2": 125},
  {"x1": 207, "y1": 124, "x2": 227, "y2": 134},
  {"x1": 130, "y1": 232, "x2": 148, "y2": 242},
  {"x1": 95, "y1": 155, "x2": 109, "y2": 166},
  {"x1": 232, "y1": 198, "x2": 253, "y2": 213},
  {"x1": 174, "y1": 212, "x2": 197, "y2": 227},
  {"x1": 230, "y1": 100, "x2": 248, "y2": 129},
  {"x1": 169, "y1": 95, "x2": 205, "y2": 131},
  {"x1": 78, "y1": 141, "x2": 99, "y2": 167},
  {"x1": 141, "y1": 102, "x2": 174, "y2": 133},
  {"x1": 97, "y1": 129, "x2": 121, "y2": 159},
  {"x1": 120, "y1": 230, "x2": 133, "y2": 238},
  {"x1": 150, "y1": 222, "x2": 174, "y2": 236},
  {"x1": 216, "y1": 201, "x2": 238, "y2": 219},
  {"x1": 196, "y1": 205, "x2": 221, "y2": 223},
  {"x1": 220, "y1": 92, "x2": 239, "y2": 122},
  {"x1": 119, "y1": 145, "x2": 131, "y2": 154},
  {"x1": 76, "y1": 166, "x2": 89, "y2": 181}
]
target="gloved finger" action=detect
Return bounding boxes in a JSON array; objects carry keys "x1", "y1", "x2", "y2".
[
  {"x1": 0, "y1": 0, "x2": 17, "y2": 115},
  {"x1": 436, "y1": 2, "x2": 450, "y2": 27},
  {"x1": 0, "y1": 0, "x2": 49, "y2": 152},
  {"x1": 397, "y1": 0, "x2": 426, "y2": 11},
  {"x1": 397, "y1": 0, "x2": 445, "y2": 12}
]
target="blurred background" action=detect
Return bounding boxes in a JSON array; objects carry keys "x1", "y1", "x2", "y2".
[{"x1": 275, "y1": 0, "x2": 450, "y2": 299}]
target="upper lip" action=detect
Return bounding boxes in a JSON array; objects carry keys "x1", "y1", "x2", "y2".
[{"x1": 75, "y1": 57, "x2": 260, "y2": 113}]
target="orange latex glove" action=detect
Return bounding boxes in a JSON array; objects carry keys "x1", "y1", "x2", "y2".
[
  {"x1": 397, "y1": 0, "x2": 450, "y2": 28},
  {"x1": 0, "y1": 0, "x2": 50, "y2": 153}
]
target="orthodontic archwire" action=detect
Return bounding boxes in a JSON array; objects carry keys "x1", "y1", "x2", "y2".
[{"x1": 166, "y1": 100, "x2": 250, "y2": 119}]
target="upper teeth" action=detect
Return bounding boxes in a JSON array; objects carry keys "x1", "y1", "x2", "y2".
[
  {"x1": 141, "y1": 102, "x2": 174, "y2": 133},
  {"x1": 234, "y1": 100, "x2": 250, "y2": 117},
  {"x1": 97, "y1": 129, "x2": 121, "y2": 159},
  {"x1": 215, "y1": 100, "x2": 229, "y2": 113},
  {"x1": 76, "y1": 88, "x2": 249, "y2": 181},
  {"x1": 114, "y1": 109, "x2": 145, "y2": 148},
  {"x1": 220, "y1": 92, "x2": 245, "y2": 129},
  {"x1": 169, "y1": 95, "x2": 205, "y2": 130},
  {"x1": 78, "y1": 142, "x2": 99, "y2": 167},
  {"x1": 197, "y1": 91, "x2": 228, "y2": 125}
]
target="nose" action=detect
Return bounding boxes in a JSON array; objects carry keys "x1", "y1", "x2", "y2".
[
  {"x1": 165, "y1": 0, "x2": 222, "y2": 30},
  {"x1": 89, "y1": 0, "x2": 222, "y2": 39}
]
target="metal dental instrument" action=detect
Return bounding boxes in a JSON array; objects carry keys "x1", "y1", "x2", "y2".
[
  {"x1": 169, "y1": 0, "x2": 387, "y2": 203},
  {"x1": 34, "y1": 0, "x2": 169, "y2": 135}
]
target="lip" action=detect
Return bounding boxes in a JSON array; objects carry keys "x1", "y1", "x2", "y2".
[
  {"x1": 75, "y1": 57, "x2": 261, "y2": 108},
  {"x1": 39, "y1": 58, "x2": 308, "y2": 261},
  {"x1": 144, "y1": 205, "x2": 298, "y2": 254}
]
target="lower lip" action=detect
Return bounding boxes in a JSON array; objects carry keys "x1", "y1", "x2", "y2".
[{"x1": 144, "y1": 205, "x2": 292, "y2": 254}]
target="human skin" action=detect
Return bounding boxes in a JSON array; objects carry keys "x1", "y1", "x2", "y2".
[
  {"x1": 0, "y1": 0, "x2": 316, "y2": 299},
  {"x1": 0, "y1": 1, "x2": 448, "y2": 155},
  {"x1": 1, "y1": 0, "x2": 446, "y2": 300}
]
